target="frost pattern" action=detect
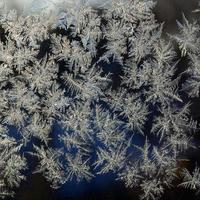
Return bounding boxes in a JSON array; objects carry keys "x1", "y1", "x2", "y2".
[{"x1": 0, "y1": 0, "x2": 199, "y2": 199}]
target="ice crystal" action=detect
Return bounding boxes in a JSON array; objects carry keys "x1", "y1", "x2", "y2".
[{"x1": 0, "y1": 0, "x2": 199, "y2": 200}]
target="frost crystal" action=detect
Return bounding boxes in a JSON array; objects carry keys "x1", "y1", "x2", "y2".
[{"x1": 0, "y1": 0, "x2": 199, "y2": 199}]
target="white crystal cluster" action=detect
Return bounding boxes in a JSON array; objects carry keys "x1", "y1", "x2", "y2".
[{"x1": 0, "y1": 0, "x2": 199, "y2": 200}]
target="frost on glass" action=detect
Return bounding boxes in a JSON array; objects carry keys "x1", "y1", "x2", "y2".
[{"x1": 0, "y1": 0, "x2": 199, "y2": 199}]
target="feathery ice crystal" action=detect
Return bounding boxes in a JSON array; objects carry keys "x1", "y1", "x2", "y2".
[{"x1": 0, "y1": 0, "x2": 199, "y2": 199}]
